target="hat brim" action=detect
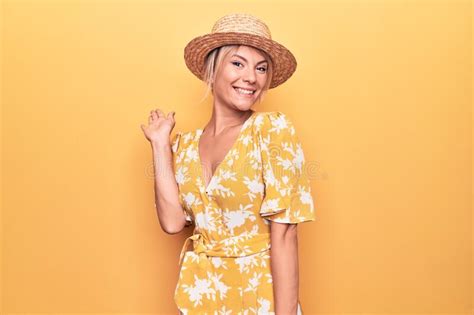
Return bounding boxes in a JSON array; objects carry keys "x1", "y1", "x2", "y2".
[{"x1": 184, "y1": 32, "x2": 297, "y2": 89}]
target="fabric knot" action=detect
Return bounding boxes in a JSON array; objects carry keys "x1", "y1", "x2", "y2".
[
  {"x1": 179, "y1": 233, "x2": 208, "y2": 266},
  {"x1": 178, "y1": 232, "x2": 271, "y2": 268}
]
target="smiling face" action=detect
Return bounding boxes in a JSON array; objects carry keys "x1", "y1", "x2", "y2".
[{"x1": 211, "y1": 45, "x2": 270, "y2": 111}]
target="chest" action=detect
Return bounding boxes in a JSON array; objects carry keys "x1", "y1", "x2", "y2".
[
  {"x1": 198, "y1": 128, "x2": 241, "y2": 180},
  {"x1": 175, "y1": 124, "x2": 264, "y2": 210}
]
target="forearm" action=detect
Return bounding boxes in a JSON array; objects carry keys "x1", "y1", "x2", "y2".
[
  {"x1": 151, "y1": 140, "x2": 185, "y2": 234},
  {"x1": 270, "y1": 227, "x2": 299, "y2": 315}
]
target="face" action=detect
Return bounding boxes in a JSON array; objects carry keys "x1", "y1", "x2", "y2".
[{"x1": 212, "y1": 45, "x2": 269, "y2": 111}]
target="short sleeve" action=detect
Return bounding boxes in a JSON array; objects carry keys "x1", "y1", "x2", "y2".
[
  {"x1": 257, "y1": 112, "x2": 316, "y2": 224},
  {"x1": 170, "y1": 132, "x2": 193, "y2": 226}
]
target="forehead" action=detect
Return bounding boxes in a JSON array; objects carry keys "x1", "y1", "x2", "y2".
[{"x1": 227, "y1": 45, "x2": 268, "y2": 62}]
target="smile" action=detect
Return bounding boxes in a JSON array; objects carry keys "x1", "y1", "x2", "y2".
[{"x1": 233, "y1": 87, "x2": 256, "y2": 96}]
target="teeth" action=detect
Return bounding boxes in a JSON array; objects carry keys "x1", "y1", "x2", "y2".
[{"x1": 235, "y1": 87, "x2": 254, "y2": 95}]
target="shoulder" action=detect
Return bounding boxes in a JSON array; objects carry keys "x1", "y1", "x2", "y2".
[
  {"x1": 170, "y1": 130, "x2": 197, "y2": 154},
  {"x1": 254, "y1": 111, "x2": 296, "y2": 138}
]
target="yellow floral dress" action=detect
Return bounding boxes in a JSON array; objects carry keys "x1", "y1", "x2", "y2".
[{"x1": 171, "y1": 111, "x2": 316, "y2": 314}]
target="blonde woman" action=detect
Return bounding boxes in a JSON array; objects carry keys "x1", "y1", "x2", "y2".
[{"x1": 141, "y1": 13, "x2": 316, "y2": 315}]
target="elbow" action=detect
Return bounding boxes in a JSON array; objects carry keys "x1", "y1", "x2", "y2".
[
  {"x1": 163, "y1": 225, "x2": 184, "y2": 235},
  {"x1": 162, "y1": 220, "x2": 186, "y2": 235},
  {"x1": 156, "y1": 204, "x2": 188, "y2": 234}
]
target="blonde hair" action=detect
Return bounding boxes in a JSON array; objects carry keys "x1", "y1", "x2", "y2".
[{"x1": 199, "y1": 44, "x2": 273, "y2": 104}]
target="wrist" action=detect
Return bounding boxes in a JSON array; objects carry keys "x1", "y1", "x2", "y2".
[
  {"x1": 151, "y1": 137, "x2": 170, "y2": 145},
  {"x1": 151, "y1": 140, "x2": 171, "y2": 150}
]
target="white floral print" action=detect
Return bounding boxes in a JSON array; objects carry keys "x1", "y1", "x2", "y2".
[{"x1": 171, "y1": 111, "x2": 315, "y2": 313}]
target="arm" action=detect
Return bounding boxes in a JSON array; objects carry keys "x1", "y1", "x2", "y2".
[
  {"x1": 151, "y1": 139, "x2": 187, "y2": 234},
  {"x1": 270, "y1": 221, "x2": 299, "y2": 315},
  {"x1": 259, "y1": 111, "x2": 315, "y2": 314},
  {"x1": 141, "y1": 108, "x2": 187, "y2": 235}
]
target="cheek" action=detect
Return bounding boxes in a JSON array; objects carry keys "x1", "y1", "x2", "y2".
[
  {"x1": 221, "y1": 65, "x2": 238, "y2": 77},
  {"x1": 258, "y1": 73, "x2": 268, "y2": 84},
  {"x1": 227, "y1": 71, "x2": 241, "y2": 83}
]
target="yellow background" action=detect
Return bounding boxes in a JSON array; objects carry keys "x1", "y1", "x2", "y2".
[{"x1": 1, "y1": 0, "x2": 472, "y2": 314}]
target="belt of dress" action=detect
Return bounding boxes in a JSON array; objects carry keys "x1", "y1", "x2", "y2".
[
  {"x1": 175, "y1": 232, "x2": 272, "y2": 310},
  {"x1": 178, "y1": 232, "x2": 271, "y2": 268}
]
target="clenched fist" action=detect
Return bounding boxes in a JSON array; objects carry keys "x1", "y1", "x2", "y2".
[{"x1": 140, "y1": 108, "x2": 176, "y2": 144}]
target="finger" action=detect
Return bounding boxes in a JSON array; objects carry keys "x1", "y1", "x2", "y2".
[
  {"x1": 150, "y1": 110, "x2": 157, "y2": 121},
  {"x1": 148, "y1": 114, "x2": 153, "y2": 124},
  {"x1": 156, "y1": 109, "x2": 164, "y2": 118}
]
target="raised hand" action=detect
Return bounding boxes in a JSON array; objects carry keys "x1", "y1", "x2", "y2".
[{"x1": 140, "y1": 108, "x2": 176, "y2": 144}]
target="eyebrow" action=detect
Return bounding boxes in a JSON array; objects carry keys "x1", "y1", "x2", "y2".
[{"x1": 231, "y1": 54, "x2": 268, "y2": 65}]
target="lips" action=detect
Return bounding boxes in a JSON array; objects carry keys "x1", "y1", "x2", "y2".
[{"x1": 233, "y1": 86, "x2": 256, "y2": 95}]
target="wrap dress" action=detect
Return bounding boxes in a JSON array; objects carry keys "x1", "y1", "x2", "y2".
[{"x1": 170, "y1": 110, "x2": 316, "y2": 314}]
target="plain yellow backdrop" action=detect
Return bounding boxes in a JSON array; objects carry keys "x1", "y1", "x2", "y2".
[{"x1": 1, "y1": 0, "x2": 472, "y2": 314}]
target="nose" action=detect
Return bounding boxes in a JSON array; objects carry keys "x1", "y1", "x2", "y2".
[{"x1": 243, "y1": 67, "x2": 256, "y2": 84}]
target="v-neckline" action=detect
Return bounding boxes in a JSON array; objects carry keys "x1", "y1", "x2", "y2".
[{"x1": 197, "y1": 110, "x2": 257, "y2": 192}]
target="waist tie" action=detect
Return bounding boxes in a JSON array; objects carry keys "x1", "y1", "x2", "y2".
[
  {"x1": 174, "y1": 232, "x2": 272, "y2": 310},
  {"x1": 178, "y1": 232, "x2": 271, "y2": 268}
]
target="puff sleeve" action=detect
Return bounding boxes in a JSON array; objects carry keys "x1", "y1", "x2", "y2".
[
  {"x1": 170, "y1": 132, "x2": 193, "y2": 226},
  {"x1": 257, "y1": 112, "x2": 316, "y2": 224}
]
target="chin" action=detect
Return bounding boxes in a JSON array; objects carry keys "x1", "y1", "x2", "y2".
[{"x1": 230, "y1": 104, "x2": 253, "y2": 112}]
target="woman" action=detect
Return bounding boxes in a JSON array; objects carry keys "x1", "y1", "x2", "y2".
[{"x1": 141, "y1": 13, "x2": 315, "y2": 315}]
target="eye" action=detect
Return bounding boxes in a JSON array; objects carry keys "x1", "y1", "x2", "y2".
[{"x1": 232, "y1": 61, "x2": 267, "y2": 73}]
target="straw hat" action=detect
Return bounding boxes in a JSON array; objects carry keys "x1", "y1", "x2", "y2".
[{"x1": 184, "y1": 13, "x2": 297, "y2": 89}]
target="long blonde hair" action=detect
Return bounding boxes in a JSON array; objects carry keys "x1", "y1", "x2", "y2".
[{"x1": 199, "y1": 44, "x2": 273, "y2": 104}]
